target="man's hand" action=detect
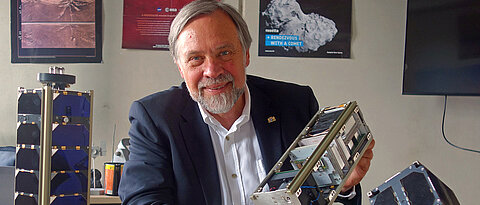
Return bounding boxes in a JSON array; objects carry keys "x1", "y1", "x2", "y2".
[{"x1": 341, "y1": 138, "x2": 375, "y2": 193}]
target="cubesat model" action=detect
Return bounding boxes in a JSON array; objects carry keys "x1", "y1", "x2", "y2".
[
  {"x1": 15, "y1": 67, "x2": 93, "y2": 205},
  {"x1": 368, "y1": 161, "x2": 460, "y2": 205},
  {"x1": 251, "y1": 101, "x2": 373, "y2": 205}
]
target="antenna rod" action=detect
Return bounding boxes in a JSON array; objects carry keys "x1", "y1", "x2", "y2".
[{"x1": 112, "y1": 124, "x2": 116, "y2": 162}]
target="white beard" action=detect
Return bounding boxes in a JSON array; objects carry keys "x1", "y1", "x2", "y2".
[{"x1": 189, "y1": 73, "x2": 244, "y2": 114}]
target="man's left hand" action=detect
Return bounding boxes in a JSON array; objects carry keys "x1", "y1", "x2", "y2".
[{"x1": 341, "y1": 138, "x2": 375, "y2": 193}]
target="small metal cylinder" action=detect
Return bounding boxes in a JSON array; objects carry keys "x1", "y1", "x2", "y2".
[{"x1": 49, "y1": 66, "x2": 64, "y2": 74}]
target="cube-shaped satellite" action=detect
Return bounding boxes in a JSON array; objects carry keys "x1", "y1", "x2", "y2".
[{"x1": 15, "y1": 67, "x2": 93, "y2": 205}]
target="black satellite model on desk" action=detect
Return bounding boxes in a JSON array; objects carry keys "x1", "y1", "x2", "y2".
[
  {"x1": 15, "y1": 67, "x2": 93, "y2": 205},
  {"x1": 251, "y1": 101, "x2": 373, "y2": 205}
]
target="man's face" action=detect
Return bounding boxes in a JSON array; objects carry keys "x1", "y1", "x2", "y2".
[{"x1": 175, "y1": 10, "x2": 250, "y2": 114}]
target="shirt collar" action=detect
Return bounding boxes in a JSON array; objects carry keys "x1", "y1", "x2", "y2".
[{"x1": 198, "y1": 85, "x2": 251, "y2": 131}]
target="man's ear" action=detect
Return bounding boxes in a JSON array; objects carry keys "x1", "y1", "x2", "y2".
[
  {"x1": 176, "y1": 61, "x2": 185, "y2": 79},
  {"x1": 244, "y1": 50, "x2": 250, "y2": 67}
]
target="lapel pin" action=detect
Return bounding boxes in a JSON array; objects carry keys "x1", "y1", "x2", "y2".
[{"x1": 267, "y1": 116, "x2": 276, "y2": 123}]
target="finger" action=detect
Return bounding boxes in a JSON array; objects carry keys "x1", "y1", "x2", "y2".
[
  {"x1": 367, "y1": 138, "x2": 375, "y2": 150},
  {"x1": 362, "y1": 148, "x2": 374, "y2": 160},
  {"x1": 342, "y1": 159, "x2": 371, "y2": 192},
  {"x1": 356, "y1": 159, "x2": 371, "y2": 173},
  {"x1": 341, "y1": 138, "x2": 375, "y2": 192},
  {"x1": 361, "y1": 138, "x2": 375, "y2": 160}
]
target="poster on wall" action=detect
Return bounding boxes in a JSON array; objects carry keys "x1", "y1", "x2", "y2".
[
  {"x1": 11, "y1": 0, "x2": 102, "y2": 63},
  {"x1": 259, "y1": 0, "x2": 352, "y2": 58},
  {"x1": 122, "y1": 0, "x2": 195, "y2": 50}
]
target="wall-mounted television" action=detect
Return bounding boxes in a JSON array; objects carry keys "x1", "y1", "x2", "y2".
[{"x1": 403, "y1": 0, "x2": 480, "y2": 96}]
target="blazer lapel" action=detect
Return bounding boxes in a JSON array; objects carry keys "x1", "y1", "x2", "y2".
[
  {"x1": 249, "y1": 82, "x2": 284, "y2": 171},
  {"x1": 180, "y1": 99, "x2": 221, "y2": 205}
]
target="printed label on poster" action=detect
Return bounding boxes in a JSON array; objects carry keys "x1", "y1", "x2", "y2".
[{"x1": 122, "y1": 0, "x2": 195, "y2": 50}]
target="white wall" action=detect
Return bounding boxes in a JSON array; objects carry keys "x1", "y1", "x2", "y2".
[{"x1": 1, "y1": 1, "x2": 479, "y2": 204}]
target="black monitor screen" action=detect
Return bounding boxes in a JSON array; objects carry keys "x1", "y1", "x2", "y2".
[{"x1": 403, "y1": 0, "x2": 480, "y2": 96}]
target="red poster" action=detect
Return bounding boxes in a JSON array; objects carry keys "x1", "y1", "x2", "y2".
[{"x1": 122, "y1": 0, "x2": 195, "y2": 50}]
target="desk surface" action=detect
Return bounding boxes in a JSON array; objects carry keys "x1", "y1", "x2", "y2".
[{"x1": 90, "y1": 195, "x2": 122, "y2": 204}]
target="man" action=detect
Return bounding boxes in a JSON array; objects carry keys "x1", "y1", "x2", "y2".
[{"x1": 119, "y1": 0, "x2": 374, "y2": 204}]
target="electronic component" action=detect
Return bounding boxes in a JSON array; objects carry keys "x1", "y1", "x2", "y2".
[
  {"x1": 251, "y1": 101, "x2": 373, "y2": 205},
  {"x1": 368, "y1": 161, "x2": 459, "y2": 205}
]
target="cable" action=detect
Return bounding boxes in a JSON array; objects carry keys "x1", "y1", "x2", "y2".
[
  {"x1": 310, "y1": 190, "x2": 321, "y2": 205},
  {"x1": 442, "y1": 95, "x2": 480, "y2": 154},
  {"x1": 92, "y1": 158, "x2": 96, "y2": 188},
  {"x1": 300, "y1": 186, "x2": 321, "y2": 205}
]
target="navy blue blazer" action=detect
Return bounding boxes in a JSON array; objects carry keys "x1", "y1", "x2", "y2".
[{"x1": 119, "y1": 75, "x2": 360, "y2": 205}]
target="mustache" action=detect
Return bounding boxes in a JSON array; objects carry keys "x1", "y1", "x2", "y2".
[{"x1": 198, "y1": 73, "x2": 234, "y2": 89}]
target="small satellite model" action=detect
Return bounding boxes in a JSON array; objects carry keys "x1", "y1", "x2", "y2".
[
  {"x1": 15, "y1": 67, "x2": 93, "y2": 205},
  {"x1": 368, "y1": 161, "x2": 460, "y2": 205},
  {"x1": 251, "y1": 101, "x2": 373, "y2": 205}
]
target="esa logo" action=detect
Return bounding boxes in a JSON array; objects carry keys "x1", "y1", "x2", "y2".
[
  {"x1": 156, "y1": 7, "x2": 178, "y2": 13},
  {"x1": 165, "y1": 8, "x2": 178, "y2": 12}
]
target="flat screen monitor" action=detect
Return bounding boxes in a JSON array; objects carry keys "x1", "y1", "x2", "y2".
[{"x1": 403, "y1": 0, "x2": 480, "y2": 96}]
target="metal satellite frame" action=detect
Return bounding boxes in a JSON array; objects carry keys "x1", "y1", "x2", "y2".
[{"x1": 251, "y1": 101, "x2": 373, "y2": 205}]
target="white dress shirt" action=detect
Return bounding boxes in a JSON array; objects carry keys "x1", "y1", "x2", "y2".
[{"x1": 198, "y1": 86, "x2": 266, "y2": 205}]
